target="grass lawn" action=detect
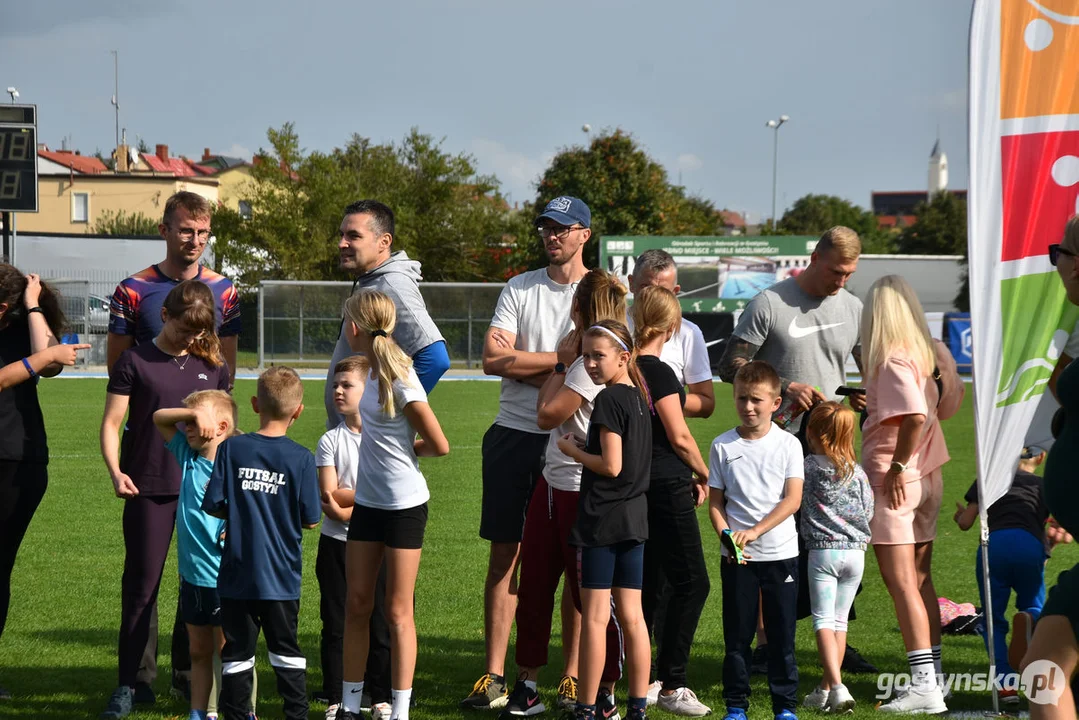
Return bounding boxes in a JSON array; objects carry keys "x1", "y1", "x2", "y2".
[{"x1": 2, "y1": 379, "x2": 1075, "y2": 719}]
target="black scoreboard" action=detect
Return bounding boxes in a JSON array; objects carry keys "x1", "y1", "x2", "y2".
[{"x1": 0, "y1": 105, "x2": 38, "y2": 213}]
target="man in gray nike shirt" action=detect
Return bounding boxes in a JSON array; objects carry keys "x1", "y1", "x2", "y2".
[{"x1": 718, "y1": 225, "x2": 865, "y2": 428}]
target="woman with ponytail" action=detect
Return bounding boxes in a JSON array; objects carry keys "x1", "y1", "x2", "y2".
[
  {"x1": 631, "y1": 286, "x2": 712, "y2": 716},
  {"x1": 557, "y1": 319, "x2": 652, "y2": 720},
  {"x1": 99, "y1": 280, "x2": 231, "y2": 718},
  {"x1": 338, "y1": 289, "x2": 449, "y2": 720},
  {"x1": 504, "y1": 269, "x2": 628, "y2": 716}
]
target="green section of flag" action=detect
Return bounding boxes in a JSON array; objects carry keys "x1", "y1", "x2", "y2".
[{"x1": 996, "y1": 273, "x2": 1079, "y2": 407}]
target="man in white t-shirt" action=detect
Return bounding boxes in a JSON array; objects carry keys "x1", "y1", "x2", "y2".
[
  {"x1": 628, "y1": 249, "x2": 716, "y2": 418},
  {"x1": 460, "y1": 197, "x2": 592, "y2": 709}
]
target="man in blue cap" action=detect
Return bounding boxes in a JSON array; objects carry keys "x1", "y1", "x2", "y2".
[{"x1": 462, "y1": 197, "x2": 593, "y2": 711}]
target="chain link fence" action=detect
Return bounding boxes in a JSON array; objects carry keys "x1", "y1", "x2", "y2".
[{"x1": 258, "y1": 280, "x2": 506, "y2": 368}]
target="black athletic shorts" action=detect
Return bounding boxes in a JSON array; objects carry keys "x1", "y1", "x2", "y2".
[
  {"x1": 180, "y1": 579, "x2": 222, "y2": 626},
  {"x1": 347, "y1": 503, "x2": 428, "y2": 549},
  {"x1": 479, "y1": 424, "x2": 548, "y2": 543}
]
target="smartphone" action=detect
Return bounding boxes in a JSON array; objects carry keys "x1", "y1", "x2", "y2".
[{"x1": 835, "y1": 385, "x2": 867, "y2": 396}]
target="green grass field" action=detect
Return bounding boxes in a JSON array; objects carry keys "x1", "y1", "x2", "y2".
[{"x1": 2, "y1": 379, "x2": 1075, "y2": 719}]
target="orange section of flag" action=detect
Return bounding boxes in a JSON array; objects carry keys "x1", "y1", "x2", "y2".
[{"x1": 1001, "y1": 0, "x2": 1079, "y2": 118}]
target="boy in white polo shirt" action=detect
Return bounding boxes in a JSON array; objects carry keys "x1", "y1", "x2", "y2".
[{"x1": 708, "y1": 361, "x2": 804, "y2": 720}]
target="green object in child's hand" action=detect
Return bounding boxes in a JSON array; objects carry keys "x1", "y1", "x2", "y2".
[{"x1": 721, "y1": 529, "x2": 744, "y2": 564}]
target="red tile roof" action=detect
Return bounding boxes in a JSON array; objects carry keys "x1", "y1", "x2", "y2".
[
  {"x1": 38, "y1": 150, "x2": 107, "y2": 174},
  {"x1": 140, "y1": 152, "x2": 204, "y2": 176},
  {"x1": 719, "y1": 210, "x2": 746, "y2": 228}
]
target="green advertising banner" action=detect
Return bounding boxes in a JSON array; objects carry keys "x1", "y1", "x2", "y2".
[{"x1": 600, "y1": 235, "x2": 817, "y2": 313}]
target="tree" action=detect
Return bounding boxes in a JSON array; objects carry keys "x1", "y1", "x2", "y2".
[
  {"x1": 519, "y1": 129, "x2": 721, "y2": 269},
  {"x1": 777, "y1": 194, "x2": 895, "y2": 253},
  {"x1": 210, "y1": 123, "x2": 518, "y2": 288},
  {"x1": 895, "y1": 190, "x2": 967, "y2": 255},
  {"x1": 93, "y1": 209, "x2": 158, "y2": 235}
]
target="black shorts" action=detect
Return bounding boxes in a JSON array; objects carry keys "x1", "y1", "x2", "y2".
[
  {"x1": 347, "y1": 503, "x2": 428, "y2": 549},
  {"x1": 180, "y1": 579, "x2": 221, "y2": 626},
  {"x1": 578, "y1": 541, "x2": 645, "y2": 590},
  {"x1": 480, "y1": 424, "x2": 548, "y2": 543}
]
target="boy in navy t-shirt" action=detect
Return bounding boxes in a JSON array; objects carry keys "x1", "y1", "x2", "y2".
[{"x1": 202, "y1": 366, "x2": 321, "y2": 720}]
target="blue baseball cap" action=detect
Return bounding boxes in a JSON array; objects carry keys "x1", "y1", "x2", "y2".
[{"x1": 535, "y1": 196, "x2": 591, "y2": 228}]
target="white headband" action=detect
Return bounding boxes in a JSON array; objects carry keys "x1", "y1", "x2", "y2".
[{"x1": 589, "y1": 325, "x2": 628, "y2": 351}]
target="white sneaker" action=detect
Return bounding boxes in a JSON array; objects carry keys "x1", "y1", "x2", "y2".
[
  {"x1": 646, "y1": 681, "x2": 662, "y2": 707},
  {"x1": 826, "y1": 685, "x2": 856, "y2": 715},
  {"x1": 325, "y1": 703, "x2": 340, "y2": 720},
  {"x1": 803, "y1": 686, "x2": 829, "y2": 710},
  {"x1": 657, "y1": 687, "x2": 712, "y2": 717},
  {"x1": 371, "y1": 701, "x2": 392, "y2": 720},
  {"x1": 877, "y1": 684, "x2": 947, "y2": 714}
]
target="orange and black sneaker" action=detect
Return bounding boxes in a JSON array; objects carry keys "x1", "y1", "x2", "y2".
[{"x1": 462, "y1": 673, "x2": 509, "y2": 710}]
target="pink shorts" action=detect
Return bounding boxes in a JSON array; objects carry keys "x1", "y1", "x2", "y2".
[{"x1": 869, "y1": 468, "x2": 944, "y2": 545}]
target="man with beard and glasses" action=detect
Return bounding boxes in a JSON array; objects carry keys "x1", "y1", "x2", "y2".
[{"x1": 461, "y1": 197, "x2": 593, "y2": 711}]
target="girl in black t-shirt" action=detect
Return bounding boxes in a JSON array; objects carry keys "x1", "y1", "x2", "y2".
[
  {"x1": 631, "y1": 286, "x2": 712, "y2": 714},
  {"x1": 0, "y1": 267, "x2": 86, "y2": 700},
  {"x1": 557, "y1": 320, "x2": 652, "y2": 720}
]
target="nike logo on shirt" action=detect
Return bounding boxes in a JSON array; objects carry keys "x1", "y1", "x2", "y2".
[
  {"x1": 725, "y1": 455, "x2": 743, "y2": 464},
  {"x1": 788, "y1": 318, "x2": 844, "y2": 338}
]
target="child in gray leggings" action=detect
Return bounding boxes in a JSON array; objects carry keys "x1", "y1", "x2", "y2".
[{"x1": 799, "y1": 402, "x2": 874, "y2": 714}]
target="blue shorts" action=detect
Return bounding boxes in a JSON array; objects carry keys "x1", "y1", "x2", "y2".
[
  {"x1": 180, "y1": 579, "x2": 221, "y2": 626},
  {"x1": 578, "y1": 541, "x2": 645, "y2": 590}
]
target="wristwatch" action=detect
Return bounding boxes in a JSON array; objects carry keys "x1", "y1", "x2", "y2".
[
  {"x1": 554, "y1": 362, "x2": 567, "y2": 374},
  {"x1": 890, "y1": 460, "x2": 907, "y2": 473}
]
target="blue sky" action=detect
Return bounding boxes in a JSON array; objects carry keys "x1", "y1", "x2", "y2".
[{"x1": 3, "y1": 1, "x2": 972, "y2": 221}]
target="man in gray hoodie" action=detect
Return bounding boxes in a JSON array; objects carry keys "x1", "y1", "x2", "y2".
[
  {"x1": 326, "y1": 199, "x2": 450, "y2": 409},
  {"x1": 319, "y1": 200, "x2": 448, "y2": 714}
]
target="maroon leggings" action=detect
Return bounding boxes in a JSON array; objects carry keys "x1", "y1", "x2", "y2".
[
  {"x1": 117, "y1": 495, "x2": 178, "y2": 687},
  {"x1": 515, "y1": 474, "x2": 623, "y2": 682}
]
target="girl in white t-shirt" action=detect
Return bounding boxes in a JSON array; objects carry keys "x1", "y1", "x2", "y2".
[{"x1": 338, "y1": 289, "x2": 449, "y2": 720}]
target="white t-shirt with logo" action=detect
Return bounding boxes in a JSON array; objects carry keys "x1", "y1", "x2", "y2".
[
  {"x1": 490, "y1": 268, "x2": 578, "y2": 434},
  {"x1": 356, "y1": 367, "x2": 430, "y2": 511},
  {"x1": 707, "y1": 422, "x2": 804, "y2": 562},
  {"x1": 543, "y1": 357, "x2": 603, "y2": 492},
  {"x1": 315, "y1": 422, "x2": 363, "y2": 541}
]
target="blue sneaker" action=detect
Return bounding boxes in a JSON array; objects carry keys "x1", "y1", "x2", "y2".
[
  {"x1": 722, "y1": 709, "x2": 747, "y2": 720},
  {"x1": 100, "y1": 686, "x2": 134, "y2": 719},
  {"x1": 775, "y1": 710, "x2": 798, "y2": 720}
]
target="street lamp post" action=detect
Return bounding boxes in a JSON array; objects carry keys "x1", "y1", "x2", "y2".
[{"x1": 765, "y1": 115, "x2": 790, "y2": 229}]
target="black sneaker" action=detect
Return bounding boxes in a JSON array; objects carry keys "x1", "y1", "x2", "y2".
[
  {"x1": 597, "y1": 690, "x2": 621, "y2": 720},
  {"x1": 336, "y1": 708, "x2": 366, "y2": 720},
  {"x1": 751, "y1": 645, "x2": 768, "y2": 676},
  {"x1": 132, "y1": 682, "x2": 155, "y2": 705},
  {"x1": 557, "y1": 676, "x2": 578, "y2": 711},
  {"x1": 501, "y1": 681, "x2": 546, "y2": 717},
  {"x1": 462, "y1": 673, "x2": 509, "y2": 710},
  {"x1": 840, "y1": 645, "x2": 879, "y2": 674}
]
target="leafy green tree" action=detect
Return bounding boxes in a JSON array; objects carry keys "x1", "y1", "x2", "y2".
[
  {"x1": 895, "y1": 190, "x2": 967, "y2": 255},
  {"x1": 93, "y1": 209, "x2": 158, "y2": 235},
  {"x1": 210, "y1": 123, "x2": 517, "y2": 287},
  {"x1": 521, "y1": 129, "x2": 720, "y2": 269},
  {"x1": 778, "y1": 193, "x2": 896, "y2": 255}
]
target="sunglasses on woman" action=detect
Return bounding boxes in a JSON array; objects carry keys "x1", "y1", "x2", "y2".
[{"x1": 1049, "y1": 243, "x2": 1076, "y2": 267}]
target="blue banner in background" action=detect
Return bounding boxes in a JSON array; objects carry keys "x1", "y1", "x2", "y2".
[{"x1": 944, "y1": 312, "x2": 973, "y2": 373}]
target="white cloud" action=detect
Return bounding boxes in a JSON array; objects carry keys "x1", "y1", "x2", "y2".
[
  {"x1": 676, "y1": 153, "x2": 704, "y2": 172},
  {"x1": 470, "y1": 138, "x2": 548, "y2": 202},
  {"x1": 225, "y1": 143, "x2": 253, "y2": 160}
]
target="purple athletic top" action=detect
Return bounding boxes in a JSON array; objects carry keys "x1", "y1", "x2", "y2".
[{"x1": 107, "y1": 341, "x2": 230, "y2": 496}]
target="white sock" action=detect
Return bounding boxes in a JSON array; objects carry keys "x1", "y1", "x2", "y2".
[
  {"x1": 908, "y1": 649, "x2": 936, "y2": 688},
  {"x1": 391, "y1": 688, "x2": 412, "y2": 720},
  {"x1": 525, "y1": 680, "x2": 537, "y2": 692},
  {"x1": 343, "y1": 681, "x2": 364, "y2": 714},
  {"x1": 931, "y1": 644, "x2": 943, "y2": 680}
]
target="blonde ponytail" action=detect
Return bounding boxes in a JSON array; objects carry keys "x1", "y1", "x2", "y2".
[{"x1": 343, "y1": 290, "x2": 415, "y2": 418}]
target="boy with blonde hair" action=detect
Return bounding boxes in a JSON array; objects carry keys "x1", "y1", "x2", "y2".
[{"x1": 202, "y1": 367, "x2": 321, "y2": 720}]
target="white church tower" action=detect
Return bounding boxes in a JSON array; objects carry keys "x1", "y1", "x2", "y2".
[{"x1": 928, "y1": 139, "x2": 948, "y2": 195}]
